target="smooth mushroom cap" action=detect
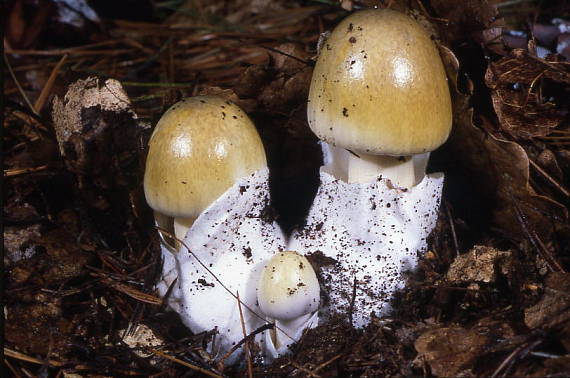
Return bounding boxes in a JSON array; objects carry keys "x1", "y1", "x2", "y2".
[
  {"x1": 258, "y1": 251, "x2": 320, "y2": 321},
  {"x1": 308, "y1": 9, "x2": 452, "y2": 156},
  {"x1": 144, "y1": 96, "x2": 267, "y2": 219}
]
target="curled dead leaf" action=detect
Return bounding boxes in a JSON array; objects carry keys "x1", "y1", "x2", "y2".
[{"x1": 439, "y1": 41, "x2": 568, "y2": 248}]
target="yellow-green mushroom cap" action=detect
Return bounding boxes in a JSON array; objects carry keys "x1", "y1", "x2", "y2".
[
  {"x1": 308, "y1": 9, "x2": 452, "y2": 156},
  {"x1": 258, "y1": 251, "x2": 320, "y2": 321},
  {"x1": 144, "y1": 96, "x2": 267, "y2": 219}
]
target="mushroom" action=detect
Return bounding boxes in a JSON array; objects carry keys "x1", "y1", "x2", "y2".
[
  {"x1": 257, "y1": 251, "x2": 320, "y2": 356},
  {"x1": 289, "y1": 9, "x2": 450, "y2": 326},
  {"x1": 307, "y1": 9, "x2": 452, "y2": 188},
  {"x1": 144, "y1": 96, "x2": 267, "y2": 244},
  {"x1": 144, "y1": 97, "x2": 289, "y2": 361}
]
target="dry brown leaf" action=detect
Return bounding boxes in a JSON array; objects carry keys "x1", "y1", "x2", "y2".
[
  {"x1": 430, "y1": 0, "x2": 503, "y2": 50},
  {"x1": 440, "y1": 44, "x2": 567, "y2": 244},
  {"x1": 524, "y1": 272, "x2": 570, "y2": 351},
  {"x1": 446, "y1": 245, "x2": 512, "y2": 284},
  {"x1": 414, "y1": 319, "x2": 515, "y2": 377},
  {"x1": 485, "y1": 49, "x2": 570, "y2": 139}
]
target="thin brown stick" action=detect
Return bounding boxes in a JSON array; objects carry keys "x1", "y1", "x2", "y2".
[
  {"x1": 529, "y1": 159, "x2": 570, "y2": 198},
  {"x1": 446, "y1": 202, "x2": 460, "y2": 257},
  {"x1": 217, "y1": 324, "x2": 274, "y2": 366},
  {"x1": 34, "y1": 54, "x2": 68, "y2": 113},
  {"x1": 4, "y1": 347, "x2": 63, "y2": 367},
  {"x1": 4, "y1": 53, "x2": 37, "y2": 115},
  {"x1": 237, "y1": 292, "x2": 253, "y2": 378},
  {"x1": 313, "y1": 353, "x2": 342, "y2": 373},
  {"x1": 148, "y1": 348, "x2": 223, "y2": 378},
  {"x1": 289, "y1": 359, "x2": 321, "y2": 378},
  {"x1": 4, "y1": 358, "x2": 22, "y2": 378},
  {"x1": 511, "y1": 196, "x2": 565, "y2": 272},
  {"x1": 4, "y1": 165, "x2": 49, "y2": 177}
]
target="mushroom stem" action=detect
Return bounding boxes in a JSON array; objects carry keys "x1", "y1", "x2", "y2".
[
  {"x1": 322, "y1": 143, "x2": 429, "y2": 189},
  {"x1": 154, "y1": 211, "x2": 175, "y2": 250},
  {"x1": 270, "y1": 312, "x2": 315, "y2": 350},
  {"x1": 173, "y1": 216, "x2": 198, "y2": 242}
]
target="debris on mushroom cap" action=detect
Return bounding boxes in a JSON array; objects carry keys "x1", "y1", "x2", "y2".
[
  {"x1": 307, "y1": 9, "x2": 452, "y2": 156},
  {"x1": 143, "y1": 96, "x2": 267, "y2": 220},
  {"x1": 156, "y1": 168, "x2": 287, "y2": 363},
  {"x1": 289, "y1": 170, "x2": 443, "y2": 327},
  {"x1": 258, "y1": 251, "x2": 320, "y2": 321}
]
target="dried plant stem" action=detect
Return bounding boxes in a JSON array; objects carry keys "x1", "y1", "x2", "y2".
[
  {"x1": 4, "y1": 165, "x2": 49, "y2": 177},
  {"x1": 4, "y1": 347, "x2": 62, "y2": 367},
  {"x1": 4, "y1": 54, "x2": 37, "y2": 116},
  {"x1": 446, "y1": 202, "x2": 460, "y2": 257},
  {"x1": 4, "y1": 357, "x2": 22, "y2": 378},
  {"x1": 529, "y1": 159, "x2": 570, "y2": 198},
  {"x1": 216, "y1": 324, "x2": 274, "y2": 367},
  {"x1": 512, "y1": 197, "x2": 566, "y2": 273},
  {"x1": 34, "y1": 54, "x2": 68, "y2": 113},
  {"x1": 148, "y1": 348, "x2": 222, "y2": 378},
  {"x1": 237, "y1": 292, "x2": 254, "y2": 378},
  {"x1": 121, "y1": 81, "x2": 195, "y2": 88}
]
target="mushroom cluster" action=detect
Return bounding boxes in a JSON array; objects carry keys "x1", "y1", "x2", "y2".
[{"x1": 144, "y1": 8, "x2": 452, "y2": 364}]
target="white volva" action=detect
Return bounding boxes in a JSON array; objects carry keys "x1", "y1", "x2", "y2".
[
  {"x1": 288, "y1": 161, "x2": 443, "y2": 327},
  {"x1": 156, "y1": 169, "x2": 289, "y2": 363}
]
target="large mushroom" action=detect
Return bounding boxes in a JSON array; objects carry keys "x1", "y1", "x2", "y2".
[
  {"x1": 290, "y1": 9, "x2": 451, "y2": 326},
  {"x1": 307, "y1": 9, "x2": 452, "y2": 188}
]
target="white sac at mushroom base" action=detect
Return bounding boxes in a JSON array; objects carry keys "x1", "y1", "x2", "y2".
[
  {"x1": 156, "y1": 168, "x2": 291, "y2": 363},
  {"x1": 288, "y1": 168, "x2": 443, "y2": 327},
  {"x1": 156, "y1": 164, "x2": 443, "y2": 362}
]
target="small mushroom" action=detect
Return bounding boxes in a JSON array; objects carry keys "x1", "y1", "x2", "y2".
[
  {"x1": 257, "y1": 251, "x2": 320, "y2": 357},
  {"x1": 144, "y1": 96, "x2": 267, "y2": 244},
  {"x1": 307, "y1": 9, "x2": 452, "y2": 188}
]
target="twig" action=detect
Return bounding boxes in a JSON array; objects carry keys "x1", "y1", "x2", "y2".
[
  {"x1": 237, "y1": 292, "x2": 253, "y2": 378},
  {"x1": 529, "y1": 159, "x2": 570, "y2": 198},
  {"x1": 4, "y1": 358, "x2": 22, "y2": 378},
  {"x1": 217, "y1": 324, "x2": 274, "y2": 366},
  {"x1": 4, "y1": 165, "x2": 49, "y2": 177},
  {"x1": 4, "y1": 53, "x2": 37, "y2": 115},
  {"x1": 34, "y1": 54, "x2": 68, "y2": 113},
  {"x1": 511, "y1": 195, "x2": 565, "y2": 272},
  {"x1": 289, "y1": 359, "x2": 321, "y2": 378},
  {"x1": 4, "y1": 39, "x2": 125, "y2": 55},
  {"x1": 148, "y1": 348, "x2": 223, "y2": 378},
  {"x1": 446, "y1": 202, "x2": 460, "y2": 257},
  {"x1": 4, "y1": 347, "x2": 62, "y2": 367},
  {"x1": 491, "y1": 339, "x2": 542, "y2": 377},
  {"x1": 313, "y1": 353, "x2": 342, "y2": 373},
  {"x1": 121, "y1": 81, "x2": 195, "y2": 88},
  {"x1": 260, "y1": 45, "x2": 314, "y2": 66}
]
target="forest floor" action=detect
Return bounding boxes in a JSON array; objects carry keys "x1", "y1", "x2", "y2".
[{"x1": 4, "y1": 0, "x2": 570, "y2": 376}]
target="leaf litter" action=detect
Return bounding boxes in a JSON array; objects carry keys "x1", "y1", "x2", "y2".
[{"x1": 3, "y1": 0, "x2": 570, "y2": 376}]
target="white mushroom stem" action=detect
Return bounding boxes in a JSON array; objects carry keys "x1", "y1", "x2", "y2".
[
  {"x1": 269, "y1": 312, "x2": 316, "y2": 350},
  {"x1": 152, "y1": 212, "x2": 197, "y2": 249},
  {"x1": 322, "y1": 143, "x2": 430, "y2": 189},
  {"x1": 173, "y1": 216, "x2": 197, "y2": 242}
]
